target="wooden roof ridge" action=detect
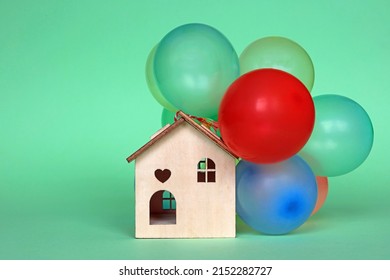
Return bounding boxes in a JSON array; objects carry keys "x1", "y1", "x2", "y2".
[
  {"x1": 126, "y1": 111, "x2": 237, "y2": 163},
  {"x1": 176, "y1": 111, "x2": 238, "y2": 158},
  {"x1": 126, "y1": 117, "x2": 184, "y2": 163}
]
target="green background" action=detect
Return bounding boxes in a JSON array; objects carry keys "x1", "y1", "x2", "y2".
[{"x1": 1, "y1": 0, "x2": 389, "y2": 259}]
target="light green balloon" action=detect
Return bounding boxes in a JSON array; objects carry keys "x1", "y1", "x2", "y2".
[
  {"x1": 161, "y1": 108, "x2": 176, "y2": 127},
  {"x1": 299, "y1": 94, "x2": 373, "y2": 177},
  {"x1": 240, "y1": 36, "x2": 315, "y2": 92},
  {"x1": 145, "y1": 45, "x2": 177, "y2": 112}
]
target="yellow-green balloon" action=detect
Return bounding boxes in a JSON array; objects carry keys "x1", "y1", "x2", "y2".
[
  {"x1": 145, "y1": 45, "x2": 177, "y2": 112},
  {"x1": 240, "y1": 36, "x2": 315, "y2": 92},
  {"x1": 299, "y1": 94, "x2": 374, "y2": 177}
]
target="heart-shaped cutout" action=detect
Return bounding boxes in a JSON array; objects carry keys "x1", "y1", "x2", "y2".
[{"x1": 155, "y1": 169, "x2": 171, "y2": 183}]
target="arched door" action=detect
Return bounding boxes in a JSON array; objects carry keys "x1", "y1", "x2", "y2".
[{"x1": 149, "y1": 190, "x2": 176, "y2": 225}]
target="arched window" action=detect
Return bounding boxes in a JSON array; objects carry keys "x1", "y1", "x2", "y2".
[{"x1": 197, "y1": 158, "x2": 216, "y2": 183}]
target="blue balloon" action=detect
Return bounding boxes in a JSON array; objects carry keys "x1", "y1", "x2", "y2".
[{"x1": 236, "y1": 156, "x2": 317, "y2": 235}]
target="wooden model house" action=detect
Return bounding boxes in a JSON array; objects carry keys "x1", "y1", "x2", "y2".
[{"x1": 127, "y1": 111, "x2": 237, "y2": 238}]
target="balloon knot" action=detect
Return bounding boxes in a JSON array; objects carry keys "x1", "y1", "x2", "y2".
[{"x1": 175, "y1": 111, "x2": 220, "y2": 136}]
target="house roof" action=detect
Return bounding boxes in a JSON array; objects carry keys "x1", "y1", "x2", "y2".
[{"x1": 126, "y1": 111, "x2": 238, "y2": 163}]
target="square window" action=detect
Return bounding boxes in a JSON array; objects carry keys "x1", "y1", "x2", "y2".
[
  {"x1": 207, "y1": 171, "x2": 216, "y2": 182},
  {"x1": 197, "y1": 171, "x2": 206, "y2": 182},
  {"x1": 162, "y1": 200, "x2": 170, "y2": 210}
]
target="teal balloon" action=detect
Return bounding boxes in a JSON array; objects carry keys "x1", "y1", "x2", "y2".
[
  {"x1": 299, "y1": 94, "x2": 374, "y2": 177},
  {"x1": 240, "y1": 36, "x2": 315, "y2": 92},
  {"x1": 145, "y1": 45, "x2": 177, "y2": 112},
  {"x1": 161, "y1": 108, "x2": 176, "y2": 127},
  {"x1": 154, "y1": 23, "x2": 240, "y2": 118}
]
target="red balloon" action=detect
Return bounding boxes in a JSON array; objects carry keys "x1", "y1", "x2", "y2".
[
  {"x1": 311, "y1": 176, "x2": 329, "y2": 216},
  {"x1": 218, "y1": 69, "x2": 315, "y2": 163}
]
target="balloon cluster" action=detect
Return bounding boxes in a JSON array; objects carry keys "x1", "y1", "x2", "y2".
[{"x1": 147, "y1": 23, "x2": 374, "y2": 235}]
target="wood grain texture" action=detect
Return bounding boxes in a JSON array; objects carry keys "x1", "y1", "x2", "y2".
[{"x1": 134, "y1": 122, "x2": 236, "y2": 238}]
